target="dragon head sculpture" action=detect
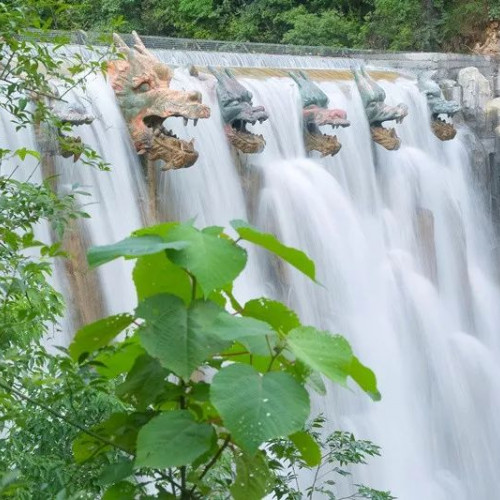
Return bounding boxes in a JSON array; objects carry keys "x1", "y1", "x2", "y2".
[
  {"x1": 418, "y1": 76, "x2": 461, "y2": 141},
  {"x1": 352, "y1": 66, "x2": 408, "y2": 151},
  {"x1": 290, "y1": 71, "x2": 350, "y2": 157},
  {"x1": 108, "y1": 32, "x2": 210, "y2": 170},
  {"x1": 209, "y1": 67, "x2": 268, "y2": 154}
]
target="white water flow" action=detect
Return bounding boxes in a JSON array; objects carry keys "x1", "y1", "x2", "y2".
[
  {"x1": 3, "y1": 49, "x2": 500, "y2": 498},
  {"x1": 142, "y1": 65, "x2": 500, "y2": 497},
  {"x1": 241, "y1": 77, "x2": 500, "y2": 499}
]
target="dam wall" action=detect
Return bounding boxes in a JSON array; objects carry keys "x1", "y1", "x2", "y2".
[{"x1": 66, "y1": 31, "x2": 500, "y2": 229}]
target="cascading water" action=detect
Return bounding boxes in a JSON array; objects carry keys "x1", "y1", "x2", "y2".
[
  {"x1": 4, "y1": 46, "x2": 500, "y2": 498},
  {"x1": 246, "y1": 78, "x2": 500, "y2": 499}
]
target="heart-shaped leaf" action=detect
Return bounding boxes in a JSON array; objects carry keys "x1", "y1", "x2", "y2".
[
  {"x1": 135, "y1": 410, "x2": 215, "y2": 468},
  {"x1": 230, "y1": 451, "x2": 275, "y2": 500},
  {"x1": 136, "y1": 294, "x2": 227, "y2": 380},
  {"x1": 243, "y1": 298, "x2": 300, "y2": 334},
  {"x1": 165, "y1": 224, "x2": 247, "y2": 295},
  {"x1": 287, "y1": 326, "x2": 380, "y2": 400},
  {"x1": 211, "y1": 364, "x2": 309, "y2": 453}
]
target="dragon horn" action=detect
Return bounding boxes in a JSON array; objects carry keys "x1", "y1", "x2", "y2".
[
  {"x1": 112, "y1": 33, "x2": 130, "y2": 54},
  {"x1": 224, "y1": 68, "x2": 235, "y2": 79},
  {"x1": 208, "y1": 66, "x2": 223, "y2": 81},
  {"x1": 299, "y1": 70, "x2": 309, "y2": 80},
  {"x1": 132, "y1": 31, "x2": 148, "y2": 55},
  {"x1": 288, "y1": 71, "x2": 300, "y2": 83}
]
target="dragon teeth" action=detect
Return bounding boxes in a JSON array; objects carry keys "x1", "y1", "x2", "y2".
[
  {"x1": 183, "y1": 117, "x2": 188, "y2": 126},
  {"x1": 194, "y1": 119, "x2": 198, "y2": 127}
]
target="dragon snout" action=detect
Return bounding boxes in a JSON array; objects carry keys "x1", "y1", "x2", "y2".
[
  {"x1": 397, "y1": 103, "x2": 409, "y2": 118},
  {"x1": 333, "y1": 109, "x2": 348, "y2": 120},
  {"x1": 187, "y1": 91, "x2": 203, "y2": 103}
]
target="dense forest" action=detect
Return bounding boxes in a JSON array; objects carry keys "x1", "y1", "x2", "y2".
[{"x1": 43, "y1": 0, "x2": 500, "y2": 53}]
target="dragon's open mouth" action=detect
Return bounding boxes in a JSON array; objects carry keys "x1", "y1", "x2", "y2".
[
  {"x1": 225, "y1": 118, "x2": 266, "y2": 154},
  {"x1": 370, "y1": 119, "x2": 403, "y2": 151},
  {"x1": 143, "y1": 114, "x2": 199, "y2": 170},
  {"x1": 305, "y1": 122, "x2": 342, "y2": 157},
  {"x1": 431, "y1": 113, "x2": 456, "y2": 141},
  {"x1": 316, "y1": 117, "x2": 351, "y2": 129}
]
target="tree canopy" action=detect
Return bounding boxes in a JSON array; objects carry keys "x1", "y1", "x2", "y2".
[{"x1": 41, "y1": 0, "x2": 500, "y2": 53}]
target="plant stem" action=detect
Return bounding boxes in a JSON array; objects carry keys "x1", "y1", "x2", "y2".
[
  {"x1": 308, "y1": 461, "x2": 323, "y2": 499},
  {"x1": 190, "y1": 435, "x2": 231, "y2": 495},
  {"x1": 190, "y1": 272, "x2": 197, "y2": 302},
  {"x1": 179, "y1": 380, "x2": 187, "y2": 497}
]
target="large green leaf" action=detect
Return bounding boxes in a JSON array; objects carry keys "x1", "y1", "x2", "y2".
[
  {"x1": 211, "y1": 364, "x2": 310, "y2": 453},
  {"x1": 133, "y1": 252, "x2": 191, "y2": 304},
  {"x1": 230, "y1": 451, "x2": 275, "y2": 500},
  {"x1": 102, "y1": 481, "x2": 136, "y2": 500},
  {"x1": 87, "y1": 235, "x2": 188, "y2": 268},
  {"x1": 209, "y1": 312, "x2": 276, "y2": 356},
  {"x1": 98, "y1": 459, "x2": 134, "y2": 486},
  {"x1": 287, "y1": 327, "x2": 380, "y2": 401},
  {"x1": 136, "y1": 294, "x2": 228, "y2": 379},
  {"x1": 287, "y1": 327, "x2": 352, "y2": 385},
  {"x1": 133, "y1": 222, "x2": 178, "y2": 238},
  {"x1": 116, "y1": 354, "x2": 170, "y2": 410},
  {"x1": 95, "y1": 336, "x2": 145, "y2": 379},
  {"x1": 164, "y1": 223, "x2": 247, "y2": 295},
  {"x1": 69, "y1": 313, "x2": 134, "y2": 362},
  {"x1": 135, "y1": 410, "x2": 215, "y2": 468},
  {"x1": 289, "y1": 431, "x2": 321, "y2": 467},
  {"x1": 243, "y1": 298, "x2": 300, "y2": 334},
  {"x1": 231, "y1": 220, "x2": 315, "y2": 281}
]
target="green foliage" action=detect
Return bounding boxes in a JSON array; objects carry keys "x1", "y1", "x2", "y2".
[
  {"x1": 287, "y1": 327, "x2": 381, "y2": 401},
  {"x1": 211, "y1": 364, "x2": 310, "y2": 453},
  {"x1": 0, "y1": 343, "x2": 122, "y2": 499},
  {"x1": 231, "y1": 219, "x2": 316, "y2": 281},
  {"x1": 0, "y1": 0, "x2": 115, "y2": 344},
  {"x1": 58, "y1": 220, "x2": 389, "y2": 498},
  {"x1": 279, "y1": 6, "x2": 362, "y2": 47},
  {"x1": 230, "y1": 450, "x2": 275, "y2": 500},
  {"x1": 52, "y1": 0, "x2": 495, "y2": 52},
  {"x1": 0, "y1": 178, "x2": 85, "y2": 344},
  {"x1": 135, "y1": 410, "x2": 216, "y2": 468},
  {"x1": 0, "y1": 1, "x2": 124, "y2": 497},
  {"x1": 269, "y1": 417, "x2": 396, "y2": 499}
]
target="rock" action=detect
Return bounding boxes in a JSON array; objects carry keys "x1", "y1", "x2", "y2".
[
  {"x1": 474, "y1": 21, "x2": 500, "y2": 56},
  {"x1": 457, "y1": 67, "x2": 492, "y2": 132},
  {"x1": 439, "y1": 78, "x2": 462, "y2": 105},
  {"x1": 486, "y1": 97, "x2": 500, "y2": 135}
]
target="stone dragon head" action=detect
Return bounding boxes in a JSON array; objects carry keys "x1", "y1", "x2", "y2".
[
  {"x1": 208, "y1": 67, "x2": 268, "y2": 154},
  {"x1": 290, "y1": 71, "x2": 350, "y2": 157},
  {"x1": 352, "y1": 66, "x2": 408, "y2": 150},
  {"x1": 418, "y1": 76, "x2": 461, "y2": 141},
  {"x1": 108, "y1": 32, "x2": 210, "y2": 170}
]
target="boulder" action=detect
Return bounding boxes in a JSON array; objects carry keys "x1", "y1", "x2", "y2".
[{"x1": 457, "y1": 66, "x2": 492, "y2": 133}]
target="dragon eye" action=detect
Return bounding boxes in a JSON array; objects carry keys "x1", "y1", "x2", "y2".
[{"x1": 136, "y1": 82, "x2": 151, "y2": 92}]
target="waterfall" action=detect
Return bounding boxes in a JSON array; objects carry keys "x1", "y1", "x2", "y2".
[{"x1": 3, "y1": 48, "x2": 500, "y2": 498}]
